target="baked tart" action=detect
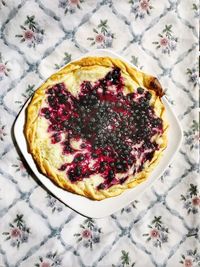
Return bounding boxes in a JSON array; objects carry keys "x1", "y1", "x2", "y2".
[{"x1": 25, "y1": 57, "x2": 168, "y2": 200}]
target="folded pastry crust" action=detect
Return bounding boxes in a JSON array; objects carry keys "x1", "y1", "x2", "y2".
[{"x1": 25, "y1": 56, "x2": 168, "y2": 200}]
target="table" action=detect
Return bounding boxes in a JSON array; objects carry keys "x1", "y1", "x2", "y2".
[{"x1": 0, "y1": 0, "x2": 199, "y2": 266}]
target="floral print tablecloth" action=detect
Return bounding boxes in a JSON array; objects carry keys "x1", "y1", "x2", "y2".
[{"x1": 0, "y1": 1, "x2": 199, "y2": 267}]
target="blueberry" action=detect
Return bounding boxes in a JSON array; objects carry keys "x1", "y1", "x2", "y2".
[
  {"x1": 115, "y1": 163, "x2": 123, "y2": 171},
  {"x1": 127, "y1": 159, "x2": 133, "y2": 165},
  {"x1": 89, "y1": 96, "x2": 98, "y2": 106},
  {"x1": 127, "y1": 94, "x2": 132, "y2": 101},
  {"x1": 93, "y1": 144, "x2": 98, "y2": 150},
  {"x1": 146, "y1": 92, "x2": 152, "y2": 100},
  {"x1": 42, "y1": 108, "x2": 50, "y2": 115},
  {"x1": 81, "y1": 143, "x2": 86, "y2": 148},
  {"x1": 120, "y1": 177, "x2": 127, "y2": 184},
  {"x1": 48, "y1": 95, "x2": 55, "y2": 105},
  {"x1": 100, "y1": 167, "x2": 105, "y2": 173},
  {"x1": 64, "y1": 146, "x2": 73, "y2": 153},
  {"x1": 90, "y1": 94, "x2": 97, "y2": 100},
  {"x1": 48, "y1": 88, "x2": 54, "y2": 95},
  {"x1": 57, "y1": 92, "x2": 64, "y2": 97},
  {"x1": 92, "y1": 153, "x2": 98, "y2": 158},
  {"x1": 74, "y1": 158, "x2": 79, "y2": 163},
  {"x1": 87, "y1": 133, "x2": 92, "y2": 139},
  {"x1": 52, "y1": 125, "x2": 59, "y2": 131},
  {"x1": 91, "y1": 117, "x2": 96, "y2": 123},
  {"x1": 116, "y1": 102, "x2": 122, "y2": 108},
  {"x1": 138, "y1": 165, "x2": 144, "y2": 172},
  {"x1": 105, "y1": 71, "x2": 113, "y2": 81},
  {"x1": 140, "y1": 100, "x2": 149, "y2": 108},
  {"x1": 56, "y1": 117, "x2": 61, "y2": 122},
  {"x1": 59, "y1": 165, "x2": 66, "y2": 171},
  {"x1": 97, "y1": 183, "x2": 105, "y2": 190},
  {"x1": 102, "y1": 150, "x2": 108, "y2": 156},
  {"x1": 137, "y1": 87, "x2": 144, "y2": 94},
  {"x1": 146, "y1": 152, "x2": 154, "y2": 161},
  {"x1": 68, "y1": 171, "x2": 76, "y2": 182},
  {"x1": 53, "y1": 133, "x2": 61, "y2": 143},
  {"x1": 85, "y1": 81, "x2": 92, "y2": 90},
  {"x1": 56, "y1": 83, "x2": 63, "y2": 90},
  {"x1": 111, "y1": 136, "x2": 117, "y2": 143},
  {"x1": 122, "y1": 149, "x2": 130, "y2": 156},
  {"x1": 118, "y1": 92, "x2": 123, "y2": 98},
  {"x1": 152, "y1": 118, "x2": 162, "y2": 127},
  {"x1": 74, "y1": 127, "x2": 81, "y2": 134},
  {"x1": 82, "y1": 99, "x2": 88, "y2": 106},
  {"x1": 100, "y1": 161, "x2": 107, "y2": 167},
  {"x1": 112, "y1": 68, "x2": 120, "y2": 81},
  {"x1": 58, "y1": 96, "x2": 68, "y2": 104},
  {"x1": 117, "y1": 132, "x2": 122, "y2": 138},
  {"x1": 45, "y1": 113, "x2": 50, "y2": 119},
  {"x1": 108, "y1": 170, "x2": 115, "y2": 180},
  {"x1": 76, "y1": 117, "x2": 81, "y2": 123},
  {"x1": 77, "y1": 155, "x2": 84, "y2": 161},
  {"x1": 130, "y1": 102, "x2": 137, "y2": 109},
  {"x1": 109, "y1": 162, "x2": 115, "y2": 167},
  {"x1": 62, "y1": 110, "x2": 67, "y2": 116},
  {"x1": 75, "y1": 166, "x2": 82, "y2": 176}
]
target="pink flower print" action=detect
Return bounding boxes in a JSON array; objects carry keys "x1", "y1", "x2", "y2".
[
  {"x1": 153, "y1": 25, "x2": 178, "y2": 54},
  {"x1": 19, "y1": 161, "x2": 26, "y2": 171},
  {"x1": 184, "y1": 259, "x2": 193, "y2": 267},
  {"x1": 11, "y1": 228, "x2": 21, "y2": 238},
  {"x1": 143, "y1": 216, "x2": 169, "y2": 248},
  {"x1": 160, "y1": 37, "x2": 169, "y2": 47},
  {"x1": 58, "y1": 0, "x2": 84, "y2": 14},
  {"x1": 16, "y1": 16, "x2": 44, "y2": 48},
  {"x1": 0, "y1": 53, "x2": 10, "y2": 79},
  {"x1": 0, "y1": 121, "x2": 6, "y2": 141},
  {"x1": 87, "y1": 20, "x2": 115, "y2": 48},
  {"x1": 24, "y1": 30, "x2": 34, "y2": 40},
  {"x1": 181, "y1": 183, "x2": 199, "y2": 214},
  {"x1": 3, "y1": 214, "x2": 31, "y2": 247},
  {"x1": 34, "y1": 252, "x2": 62, "y2": 267},
  {"x1": 192, "y1": 197, "x2": 200, "y2": 206},
  {"x1": 150, "y1": 229, "x2": 159, "y2": 238},
  {"x1": 95, "y1": 34, "x2": 105, "y2": 43},
  {"x1": 74, "y1": 219, "x2": 102, "y2": 249},
  {"x1": 12, "y1": 157, "x2": 29, "y2": 178},
  {"x1": 82, "y1": 229, "x2": 91, "y2": 239},
  {"x1": 0, "y1": 63, "x2": 6, "y2": 73},
  {"x1": 140, "y1": 0, "x2": 149, "y2": 11},
  {"x1": 41, "y1": 262, "x2": 51, "y2": 267},
  {"x1": 69, "y1": 0, "x2": 79, "y2": 4},
  {"x1": 180, "y1": 249, "x2": 200, "y2": 266},
  {"x1": 130, "y1": 0, "x2": 153, "y2": 19},
  {"x1": 184, "y1": 120, "x2": 199, "y2": 150}
]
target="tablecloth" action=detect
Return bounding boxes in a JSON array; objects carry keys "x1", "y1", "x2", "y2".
[{"x1": 0, "y1": 0, "x2": 199, "y2": 266}]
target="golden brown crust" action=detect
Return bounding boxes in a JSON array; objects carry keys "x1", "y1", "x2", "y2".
[
  {"x1": 146, "y1": 76, "x2": 164, "y2": 97},
  {"x1": 25, "y1": 56, "x2": 168, "y2": 200}
]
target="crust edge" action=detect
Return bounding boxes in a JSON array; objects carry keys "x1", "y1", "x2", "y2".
[{"x1": 24, "y1": 56, "x2": 168, "y2": 200}]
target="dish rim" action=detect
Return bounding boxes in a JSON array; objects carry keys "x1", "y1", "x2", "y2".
[{"x1": 14, "y1": 49, "x2": 183, "y2": 218}]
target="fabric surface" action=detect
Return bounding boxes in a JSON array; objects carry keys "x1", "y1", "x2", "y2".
[{"x1": 0, "y1": 0, "x2": 199, "y2": 266}]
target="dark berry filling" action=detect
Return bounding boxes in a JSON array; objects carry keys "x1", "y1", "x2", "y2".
[{"x1": 40, "y1": 68, "x2": 163, "y2": 190}]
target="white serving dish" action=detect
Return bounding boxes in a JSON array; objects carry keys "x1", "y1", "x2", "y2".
[{"x1": 14, "y1": 49, "x2": 182, "y2": 218}]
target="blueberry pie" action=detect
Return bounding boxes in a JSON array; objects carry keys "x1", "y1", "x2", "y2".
[{"x1": 25, "y1": 57, "x2": 168, "y2": 200}]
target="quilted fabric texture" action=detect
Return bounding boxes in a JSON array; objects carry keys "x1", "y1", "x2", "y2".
[{"x1": 0, "y1": 0, "x2": 199, "y2": 266}]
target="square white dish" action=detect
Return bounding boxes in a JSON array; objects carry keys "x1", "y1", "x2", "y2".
[{"x1": 14, "y1": 49, "x2": 182, "y2": 218}]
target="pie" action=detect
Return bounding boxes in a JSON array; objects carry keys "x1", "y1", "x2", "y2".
[{"x1": 25, "y1": 56, "x2": 168, "y2": 200}]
